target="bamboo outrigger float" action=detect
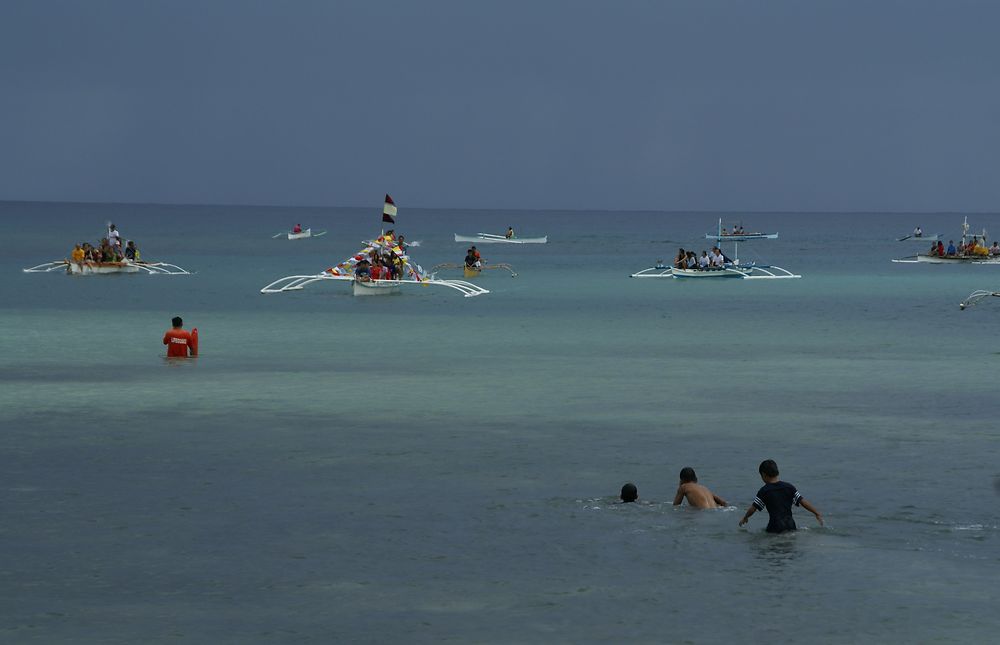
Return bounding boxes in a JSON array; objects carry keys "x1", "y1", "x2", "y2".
[
  {"x1": 959, "y1": 290, "x2": 1000, "y2": 310},
  {"x1": 23, "y1": 259, "x2": 190, "y2": 275},
  {"x1": 431, "y1": 262, "x2": 518, "y2": 278}
]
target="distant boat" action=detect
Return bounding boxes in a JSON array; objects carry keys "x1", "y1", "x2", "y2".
[
  {"x1": 892, "y1": 217, "x2": 999, "y2": 264},
  {"x1": 455, "y1": 233, "x2": 547, "y2": 244},
  {"x1": 273, "y1": 227, "x2": 327, "y2": 240},
  {"x1": 632, "y1": 218, "x2": 799, "y2": 280}
]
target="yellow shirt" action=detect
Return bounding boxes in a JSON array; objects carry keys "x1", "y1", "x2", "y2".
[{"x1": 71, "y1": 247, "x2": 85, "y2": 261}]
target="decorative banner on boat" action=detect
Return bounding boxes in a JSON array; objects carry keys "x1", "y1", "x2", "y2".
[
  {"x1": 326, "y1": 232, "x2": 427, "y2": 282},
  {"x1": 382, "y1": 194, "x2": 397, "y2": 224}
]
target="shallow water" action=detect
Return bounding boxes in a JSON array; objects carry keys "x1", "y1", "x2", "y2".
[{"x1": 1, "y1": 202, "x2": 998, "y2": 643}]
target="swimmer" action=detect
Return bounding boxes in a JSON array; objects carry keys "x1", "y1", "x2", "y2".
[
  {"x1": 620, "y1": 482, "x2": 638, "y2": 503},
  {"x1": 673, "y1": 467, "x2": 727, "y2": 508}
]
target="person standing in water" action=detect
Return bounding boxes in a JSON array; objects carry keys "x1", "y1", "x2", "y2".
[
  {"x1": 739, "y1": 459, "x2": 822, "y2": 533},
  {"x1": 620, "y1": 482, "x2": 638, "y2": 503},
  {"x1": 163, "y1": 316, "x2": 198, "y2": 358}
]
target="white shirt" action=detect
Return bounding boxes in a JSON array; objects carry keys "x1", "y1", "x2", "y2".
[
  {"x1": 698, "y1": 254, "x2": 710, "y2": 268},
  {"x1": 108, "y1": 228, "x2": 121, "y2": 247},
  {"x1": 711, "y1": 251, "x2": 725, "y2": 267}
]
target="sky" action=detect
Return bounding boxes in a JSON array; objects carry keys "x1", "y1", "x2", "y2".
[{"x1": 1, "y1": 0, "x2": 998, "y2": 211}]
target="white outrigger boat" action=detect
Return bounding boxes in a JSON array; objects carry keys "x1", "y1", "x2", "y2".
[
  {"x1": 892, "y1": 217, "x2": 1000, "y2": 264},
  {"x1": 273, "y1": 228, "x2": 327, "y2": 240},
  {"x1": 24, "y1": 259, "x2": 190, "y2": 275},
  {"x1": 454, "y1": 233, "x2": 547, "y2": 244},
  {"x1": 631, "y1": 219, "x2": 800, "y2": 280},
  {"x1": 261, "y1": 231, "x2": 489, "y2": 298}
]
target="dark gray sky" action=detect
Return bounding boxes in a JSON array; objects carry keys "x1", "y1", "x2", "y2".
[{"x1": 2, "y1": 1, "x2": 998, "y2": 211}]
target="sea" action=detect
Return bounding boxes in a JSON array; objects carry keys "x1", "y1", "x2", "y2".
[{"x1": 1, "y1": 202, "x2": 998, "y2": 644}]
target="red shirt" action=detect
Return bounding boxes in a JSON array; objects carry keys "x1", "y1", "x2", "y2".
[{"x1": 163, "y1": 328, "x2": 195, "y2": 357}]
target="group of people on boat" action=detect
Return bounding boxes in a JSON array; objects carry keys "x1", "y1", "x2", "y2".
[
  {"x1": 353, "y1": 230, "x2": 408, "y2": 281},
  {"x1": 674, "y1": 246, "x2": 727, "y2": 270},
  {"x1": 721, "y1": 225, "x2": 749, "y2": 236},
  {"x1": 926, "y1": 237, "x2": 999, "y2": 258},
  {"x1": 70, "y1": 224, "x2": 140, "y2": 265},
  {"x1": 464, "y1": 246, "x2": 483, "y2": 269}
]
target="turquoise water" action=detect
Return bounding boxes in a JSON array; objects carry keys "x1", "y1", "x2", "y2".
[{"x1": 2, "y1": 202, "x2": 999, "y2": 643}]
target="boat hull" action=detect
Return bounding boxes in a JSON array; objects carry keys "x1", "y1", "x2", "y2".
[
  {"x1": 463, "y1": 266, "x2": 481, "y2": 278},
  {"x1": 672, "y1": 266, "x2": 752, "y2": 278},
  {"x1": 68, "y1": 261, "x2": 142, "y2": 275},
  {"x1": 352, "y1": 279, "x2": 401, "y2": 296},
  {"x1": 288, "y1": 228, "x2": 312, "y2": 240},
  {"x1": 913, "y1": 254, "x2": 1000, "y2": 264},
  {"x1": 705, "y1": 233, "x2": 778, "y2": 241},
  {"x1": 454, "y1": 234, "x2": 547, "y2": 244}
]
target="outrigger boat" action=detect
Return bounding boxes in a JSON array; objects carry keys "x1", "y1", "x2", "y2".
[
  {"x1": 432, "y1": 262, "x2": 518, "y2": 278},
  {"x1": 959, "y1": 290, "x2": 1000, "y2": 310},
  {"x1": 454, "y1": 233, "x2": 547, "y2": 244},
  {"x1": 892, "y1": 217, "x2": 1000, "y2": 264},
  {"x1": 261, "y1": 231, "x2": 488, "y2": 298},
  {"x1": 631, "y1": 219, "x2": 800, "y2": 280},
  {"x1": 958, "y1": 289, "x2": 1000, "y2": 309},
  {"x1": 273, "y1": 228, "x2": 327, "y2": 240},
  {"x1": 24, "y1": 259, "x2": 190, "y2": 275}
]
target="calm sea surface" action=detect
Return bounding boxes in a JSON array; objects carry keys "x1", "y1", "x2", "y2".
[{"x1": 1, "y1": 202, "x2": 998, "y2": 643}]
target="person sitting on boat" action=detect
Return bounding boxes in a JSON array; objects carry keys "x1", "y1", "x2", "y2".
[
  {"x1": 913, "y1": 226, "x2": 923, "y2": 237},
  {"x1": 468, "y1": 246, "x2": 482, "y2": 266},
  {"x1": 396, "y1": 234, "x2": 407, "y2": 252},
  {"x1": 928, "y1": 242, "x2": 939, "y2": 257},
  {"x1": 710, "y1": 247, "x2": 725, "y2": 268},
  {"x1": 292, "y1": 223, "x2": 302, "y2": 234},
  {"x1": 506, "y1": 226, "x2": 514, "y2": 239},
  {"x1": 738, "y1": 225, "x2": 745, "y2": 235},
  {"x1": 698, "y1": 250, "x2": 710, "y2": 269},
  {"x1": 673, "y1": 248, "x2": 686, "y2": 269},
  {"x1": 464, "y1": 249, "x2": 482, "y2": 269},
  {"x1": 991, "y1": 241, "x2": 1000, "y2": 256},
  {"x1": 935, "y1": 241, "x2": 945, "y2": 256},
  {"x1": 686, "y1": 251, "x2": 698, "y2": 269},
  {"x1": 354, "y1": 259, "x2": 371, "y2": 280},
  {"x1": 71, "y1": 243, "x2": 85, "y2": 263},
  {"x1": 946, "y1": 240, "x2": 957, "y2": 256},
  {"x1": 124, "y1": 240, "x2": 139, "y2": 261},
  {"x1": 721, "y1": 227, "x2": 728, "y2": 236}
]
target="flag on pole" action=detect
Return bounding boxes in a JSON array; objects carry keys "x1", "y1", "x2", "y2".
[{"x1": 382, "y1": 194, "x2": 397, "y2": 224}]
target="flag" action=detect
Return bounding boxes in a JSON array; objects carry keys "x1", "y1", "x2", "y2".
[{"x1": 382, "y1": 194, "x2": 397, "y2": 223}]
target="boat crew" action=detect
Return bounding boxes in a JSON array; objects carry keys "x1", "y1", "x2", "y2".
[
  {"x1": 913, "y1": 226, "x2": 923, "y2": 237},
  {"x1": 506, "y1": 226, "x2": 514, "y2": 239},
  {"x1": 71, "y1": 243, "x2": 85, "y2": 263},
  {"x1": 124, "y1": 240, "x2": 139, "y2": 261},
  {"x1": 292, "y1": 223, "x2": 302, "y2": 234}
]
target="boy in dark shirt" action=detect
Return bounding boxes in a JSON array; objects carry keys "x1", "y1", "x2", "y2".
[{"x1": 739, "y1": 459, "x2": 823, "y2": 533}]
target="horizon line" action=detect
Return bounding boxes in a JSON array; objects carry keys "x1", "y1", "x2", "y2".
[{"x1": 0, "y1": 198, "x2": 996, "y2": 216}]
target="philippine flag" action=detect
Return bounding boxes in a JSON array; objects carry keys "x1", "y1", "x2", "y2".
[{"x1": 382, "y1": 194, "x2": 397, "y2": 224}]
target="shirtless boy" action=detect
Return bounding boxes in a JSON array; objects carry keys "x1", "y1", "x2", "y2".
[{"x1": 673, "y1": 467, "x2": 727, "y2": 508}]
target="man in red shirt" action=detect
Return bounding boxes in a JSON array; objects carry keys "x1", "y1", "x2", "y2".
[{"x1": 163, "y1": 316, "x2": 198, "y2": 358}]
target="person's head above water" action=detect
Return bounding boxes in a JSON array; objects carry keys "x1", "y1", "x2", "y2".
[
  {"x1": 758, "y1": 459, "x2": 779, "y2": 479},
  {"x1": 620, "y1": 482, "x2": 638, "y2": 503},
  {"x1": 679, "y1": 467, "x2": 697, "y2": 483},
  {"x1": 172, "y1": 316, "x2": 183, "y2": 328}
]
